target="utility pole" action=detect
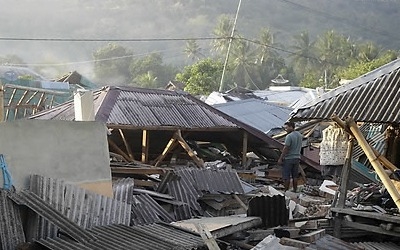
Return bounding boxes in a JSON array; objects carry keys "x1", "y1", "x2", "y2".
[{"x1": 219, "y1": 0, "x2": 242, "y2": 92}]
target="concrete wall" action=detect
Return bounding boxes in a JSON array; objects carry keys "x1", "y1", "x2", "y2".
[{"x1": 0, "y1": 120, "x2": 112, "y2": 195}]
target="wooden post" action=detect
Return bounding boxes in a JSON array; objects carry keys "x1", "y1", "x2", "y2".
[
  {"x1": 0, "y1": 84, "x2": 4, "y2": 122},
  {"x1": 119, "y1": 129, "x2": 134, "y2": 161},
  {"x1": 333, "y1": 137, "x2": 354, "y2": 238},
  {"x1": 242, "y1": 131, "x2": 248, "y2": 169},
  {"x1": 336, "y1": 137, "x2": 354, "y2": 208},
  {"x1": 142, "y1": 130, "x2": 149, "y2": 163},
  {"x1": 332, "y1": 115, "x2": 400, "y2": 210}
]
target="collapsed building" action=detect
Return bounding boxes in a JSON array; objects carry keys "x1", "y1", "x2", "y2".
[
  {"x1": 2, "y1": 56, "x2": 400, "y2": 248},
  {"x1": 290, "y1": 58, "x2": 400, "y2": 241}
]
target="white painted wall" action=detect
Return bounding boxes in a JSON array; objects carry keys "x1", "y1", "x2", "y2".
[{"x1": 0, "y1": 120, "x2": 111, "y2": 190}]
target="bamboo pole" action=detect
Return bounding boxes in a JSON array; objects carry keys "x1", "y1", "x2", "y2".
[
  {"x1": 373, "y1": 148, "x2": 398, "y2": 172},
  {"x1": 332, "y1": 115, "x2": 400, "y2": 210}
]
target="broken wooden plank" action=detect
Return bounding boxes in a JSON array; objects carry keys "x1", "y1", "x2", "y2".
[
  {"x1": 173, "y1": 216, "x2": 262, "y2": 239},
  {"x1": 298, "y1": 229, "x2": 325, "y2": 243},
  {"x1": 108, "y1": 138, "x2": 131, "y2": 162},
  {"x1": 280, "y1": 237, "x2": 310, "y2": 248},
  {"x1": 194, "y1": 223, "x2": 220, "y2": 250},
  {"x1": 174, "y1": 130, "x2": 204, "y2": 168},
  {"x1": 119, "y1": 129, "x2": 134, "y2": 161},
  {"x1": 154, "y1": 136, "x2": 177, "y2": 167},
  {"x1": 233, "y1": 194, "x2": 248, "y2": 211}
]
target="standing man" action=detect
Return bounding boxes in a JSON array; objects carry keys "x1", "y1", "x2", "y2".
[{"x1": 278, "y1": 121, "x2": 303, "y2": 192}]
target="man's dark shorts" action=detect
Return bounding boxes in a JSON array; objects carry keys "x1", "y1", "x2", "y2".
[{"x1": 282, "y1": 158, "x2": 300, "y2": 180}]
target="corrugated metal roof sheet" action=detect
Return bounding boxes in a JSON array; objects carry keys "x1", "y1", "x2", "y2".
[
  {"x1": 30, "y1": 86, "x2": 238, "y2": 129},
  {"x1": 37, "y1": 223, "x2": 206, "y2": 250},
  {"x1": 159, "y1": 171, "x2": 203, "y2": 220},
  {"x1": 112, "y1": 177, "x2": 176, "y2": 225},
  {"x1": 130, "y1": 194, "x2": 175, "y2": 225},
  {"x1": 353, "y1": 124, "x2": 385, "y2": 161},
  {"x1": 0, "y1": 190, "x2": 26, "y2": 250},
  {"x1": 175, "y1": 167, "x2": 245, "y2": 194},
  {"x1": 157, "y1": 168, "x2": 245, "y2": 220},
  {"x1": 254, "y1": 86, "x2": 312, "y2": 106},
  {"x1": 247, "y1": 194, "x2": 288, "y2": 228},
  {"x1": 291, "y1": 58, "x2": 400, "y2": 123},
  {"x1": 112, "y1": 177, "x2": 135, "y2": 204},
  {"x1": 27, "y1": 175, "x2": 131, "y2": 240},
  {"x1": 214, "y1": 99, "x2": 292, "y2": 134},
  {"x1": 351, "y1": 241, "x2": 400, "y2": 250},
  {"x1": 9, "y1": 190, "x2": 97, "y2": 243},
  {"x1": 306, "y1": 234, "x2": 361, "y2": 250}
]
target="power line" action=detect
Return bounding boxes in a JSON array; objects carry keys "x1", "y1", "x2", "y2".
[
  {"x1": 239, "y1": 37, "x2": 346, "y2": 67},
  {"x1": 0, "y1": 37, "x2": 227, "y2": 42},
  {"x1": 7, "y1": 47, "x2": 184, "y2": 67}
]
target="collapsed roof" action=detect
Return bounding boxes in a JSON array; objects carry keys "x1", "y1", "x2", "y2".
[{"x1": 29, "y1": 86, "x2": 286, "y2": 166}]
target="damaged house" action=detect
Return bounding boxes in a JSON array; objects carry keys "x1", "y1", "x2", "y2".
[
  {"x1": 290, "y1": 57, "x2": 400, "y2": 241},
  {"x1": 29, "y1": 85, "x2": 289, "y2": 170}
]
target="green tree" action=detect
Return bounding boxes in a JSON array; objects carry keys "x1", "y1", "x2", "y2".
[
  {"x1": 299, "y1": 72, "x2": 321, "y2": 88},
  {"x1": 130, "y1": 52, "x2": 178, "y2": 88},
  {"x1": 338, "y1": 50, "x2": 398, "y2": 80},
  {"x1": 314, "y1": 30, "x2": 353, "y2": 88},
  {"x1": 357, "y1": 42, "x2": 382, "y2": 62},
  {"x1": 176, "y1": 58, "x2": 223, "y2": 95},
  {"x1": 93, "y1": 43, "x2": 133, "y2": 84}
]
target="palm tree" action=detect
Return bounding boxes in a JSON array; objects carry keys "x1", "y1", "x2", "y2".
[
  {"x1": 137, "y1": 71, "x2": 158, "y2": 88},
  {"x1": 255, "y1": 28, "x2": 280, "y2": 64},
  {"x1": 184, "y1": 40, "x2": 203, "y2": 61},
  {"x1": 230, "y1": 38, "x2": 260, "y2": 89},
  {"x1": 314, "y1": 30, "x2": 352, "y2": 87},
  {"x1": 211, "y1": 14, "x2": 235, "y2": 56},
  {"x1": 289, "y1": 31, "x2": 317, "y2": 77}
]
